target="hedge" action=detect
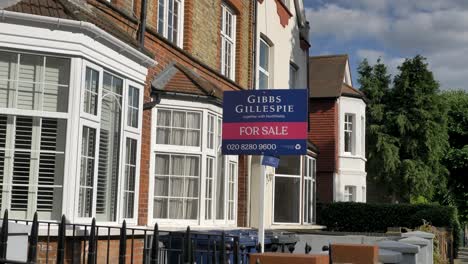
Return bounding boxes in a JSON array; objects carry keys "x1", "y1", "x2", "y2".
[{"x1": 317, "y1": 202, "x2": 461, "y2": 256}]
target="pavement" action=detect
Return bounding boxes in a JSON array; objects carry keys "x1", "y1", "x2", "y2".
[{"x1": 456, "y1": 247, "x2": 468, "y2": 264}]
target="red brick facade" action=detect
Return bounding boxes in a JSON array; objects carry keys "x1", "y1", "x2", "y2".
[
  {"x1": 308, "y1": 98, "x2": 339, "y2": 202},
  {"x1": 81, "y1": 0, "x2": 253, "y2": 226}
]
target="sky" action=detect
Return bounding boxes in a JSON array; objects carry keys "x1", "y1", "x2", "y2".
[{"x1": 304, "y1": 0, "x2": 468, "y2": 91}]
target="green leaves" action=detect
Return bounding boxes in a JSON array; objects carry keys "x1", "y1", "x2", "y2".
[{"x1": 360, "y1": 55, "x2": 449, "y2": 202}]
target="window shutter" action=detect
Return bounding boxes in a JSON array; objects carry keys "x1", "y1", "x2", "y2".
[
  {"x1": 0, "y1": 52, "x2": 17, "y2": 108},
  {"x1": 37, "y1": 119, "x2": 60, "y2": 212},
  {"x1": 0, "y1": 115, "x2": 7, "y2": 207},
  {"x1": 11, "y1": 117, "x2": 33, "y2": 212},
  {"x1": 17, "y1": 55, "x2": 43, "y2": 111}
]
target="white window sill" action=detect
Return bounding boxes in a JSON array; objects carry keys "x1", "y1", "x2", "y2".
[{"x1": 339, "y1": 153, "x2": 367, "y2": 161}]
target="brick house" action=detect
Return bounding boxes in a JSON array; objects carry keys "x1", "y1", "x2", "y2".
[
  {"x1": 309, "y1": 54, "x2": 367, "y2": 203},
  {"x1": 0, "y1": 0, "x2": 255, "y2": 229},
  {"x1": 0, "y1": 0, "x2": 318, "y2": 233}
]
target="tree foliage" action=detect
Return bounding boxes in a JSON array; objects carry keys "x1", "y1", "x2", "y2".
[
  {"x1": 359, "y1": 55, "x2": 449, "y2": 202},
  {"x1": 441, "y1": 90, "x2": 468, "y2": 223}
]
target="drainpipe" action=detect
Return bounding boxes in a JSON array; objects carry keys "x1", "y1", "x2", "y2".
[
  {"x1": 138, "y1": 0, "x2": 148, "y2": 47},
  {"x1": 247, "y1": 0, "x2": 259, "y2": 228}
]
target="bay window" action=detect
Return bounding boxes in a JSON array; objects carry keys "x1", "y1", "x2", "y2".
[
  {"x1": 152, "y1": 105, "x2": 237, "y2": 225},
  {"x1": 273, "y1": 155, "x2": 316, "y2": 225},
  {"x1": 0, "y1": 50, "x2": 70, "y2": 220},
  {"x1": 274, "y1": 156, "x2": 301, "y2": 224},
  {"x1": 78, "y1": 62, "x2": 142, "y2": 223}
]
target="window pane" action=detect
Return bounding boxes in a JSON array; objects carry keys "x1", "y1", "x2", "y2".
[
  {"x1": 157, "y1": 0, "x2": 165, "y2": 35},
  {"x1": 276, "y1": 156, "x2": 300, "y2": 175},
  {"x1": 0, "y1": 51, "x2": 70, "y2": 112},
  {"x1": 96, "y1": 72, "x2": 122, "y2": 222},
  {"x1": 127, "y1": 86, "x2": 139, "y2": 128},
  {"x1": 37, "y1": 118, "x2": 66, "y2": 220},
  {"x1": 84, "y1": 67, "x2": 99, "y2": 115},
  {"x1": 154, "y1": 153, "x2": 200, "y2": 220},
  {"x1": 0, "y1": 51, "x2": 18, "y2": 108},
  {"x1": 18, "y1": 54, "x2": 43, "y2": 110},
  {"x1": 79, "y1": 126, "x2": 96, "y2": 218},
  {"x1": 259, "y1": 40, "x2": 269, "y2": 71},
  {"x1": 154, "y1": 198, "x2": 168, "y2": 218},
  {"x1": 11, "y1": 117, "x2": 33, "y2": 219},
  {"x1": 259, "y1": 71, "x2": 268, "y2": 89},
  {"x1": 123, "y1": 138, "x2": 137, "y2": 218},
  {"x1": 205, "y1": 157, "x2": 214, "y2": 220},
  {"x1": 216, "y1": 156, "x2": 225, "y2": 219},
  {"x1": 274, "y1": 176, "x2": 300, "y2": 223}
]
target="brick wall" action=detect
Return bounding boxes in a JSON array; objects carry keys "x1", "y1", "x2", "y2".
[
  {"x1": 308, "y1": 98, "x2": 338, "y2": 173},
  {"x1": 37, "y1": 237, "x2": 146, "y2": 264},
  {"x1": 83, "y1": 0, "x2": 253, "y2": 225},
  {"x1": 309, "y1": 98, "x2": 339, "y2": 203}
]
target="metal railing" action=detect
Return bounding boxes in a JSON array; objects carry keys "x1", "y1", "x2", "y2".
[{"x1": 0, "y1": 210, "x2": 305, "y2": 264}]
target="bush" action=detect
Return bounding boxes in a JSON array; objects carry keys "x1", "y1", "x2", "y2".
[{"x1": 317, "y1": 202, "x2": 461, "y2": 257}]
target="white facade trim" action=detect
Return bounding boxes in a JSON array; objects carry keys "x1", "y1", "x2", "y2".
[
  {"x1": 0, "y1": 15, "x2": 154, "y2": 83},
  {"x1": 0, "y1": 10, "x2": 156, "y2": 67}
]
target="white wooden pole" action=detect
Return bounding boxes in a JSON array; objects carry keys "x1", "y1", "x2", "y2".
[{"x1": 258, "y1": 160, "x2": 266, "y2": 253}]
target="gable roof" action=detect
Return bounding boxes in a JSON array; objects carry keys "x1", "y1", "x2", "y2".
[
  {"x1": 341, "y1": 83, "x2": 366, "y2": 100},
  {"x1": 152, "y1": 63, "x2": 228, "y2": 101},
  {"x1": 309, "y1": 54, "x2": 349, "y2": 98}
]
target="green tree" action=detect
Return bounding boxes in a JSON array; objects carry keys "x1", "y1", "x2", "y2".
[
  {"x1": 359, "y1": 55, "x2": 449, "y2": 202},
  {"x1": 358, "y1": 59, "x2": 400, "y2": 200},
  {"x1": 389, "y1": 55, "x2": 449, "y2": 201},
  {"x1": 441, "y1": 90, "x2": 468, "y2": 223}
]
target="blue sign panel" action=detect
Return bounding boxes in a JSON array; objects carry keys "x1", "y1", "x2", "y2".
[
  {"x1": 222, "y1": 89, "x2": 308, "y2": 156},
  {"x1": 262, "y1": 156, "x2": 280, "y2": 168}
]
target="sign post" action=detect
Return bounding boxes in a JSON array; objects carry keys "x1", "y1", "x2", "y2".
[{"x1": 222, "y1": 89, "x2": 308, "y2": 252}]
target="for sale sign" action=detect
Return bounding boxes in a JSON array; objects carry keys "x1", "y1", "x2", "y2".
[{"x1": 222, "y1": 89, "x2": 308, "y2": 155}]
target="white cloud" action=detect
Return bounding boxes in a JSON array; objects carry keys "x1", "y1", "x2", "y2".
[
  {"x1": 306, "y1": 4, "x2": 389, "y2": 40},
  {"x1": 306, "y1": 0, "x2": 468, "y2": 90},
  {"x1": 356, "y1": 49, "x2": 404, "y2": 78}
]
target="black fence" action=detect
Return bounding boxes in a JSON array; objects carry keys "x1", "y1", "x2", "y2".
[{"x1": 0, "y1": 210, "x2": 309, "y2": 264}]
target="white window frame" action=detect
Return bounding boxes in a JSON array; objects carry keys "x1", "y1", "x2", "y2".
[
  {"x1": 220, "y1": 3, "x2": 237, "y2": 80},
  {"x1": 76, "y1": 120, "x2": 101, "y2": 222},
  {"x1": 258, "y1": 38, "x2": 271, "y2": 89},
  {"x1": 303, "y1": 156, "x2": 315, "y2": 224},
  {"x1": 75, "y1": 63, "x2": 143, "y2": 225},
  {"x1": 272, "y1": 156, "x2": 303, "y2": 225},
  {"x1": 80, "y1": 61, "x2": 103, "y2": 123},
  {"x1": 150, "y1": 100, "x2": 238, "y2": 226},
  {"x1": 344, "y1": 113, "x2": 354, "y2": 154},
  {"x1": 361, "y1": 115, "x2": 365, "y2": 157},
  {"x1": 124, "y1": 80, "x2": 143, "y2": 134},
  {"x1": 362, "y1": 186, "x2": 366, "y2": 203},
  {"x1": 0, "y1": 49, "x2": 73, "y2": 220},
  {"x1": 157, "y1": 0, "x2": 185, "y2": 48},
  {"x1": 344, "y1": 185, "x2": 356, "y2": 202}
]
